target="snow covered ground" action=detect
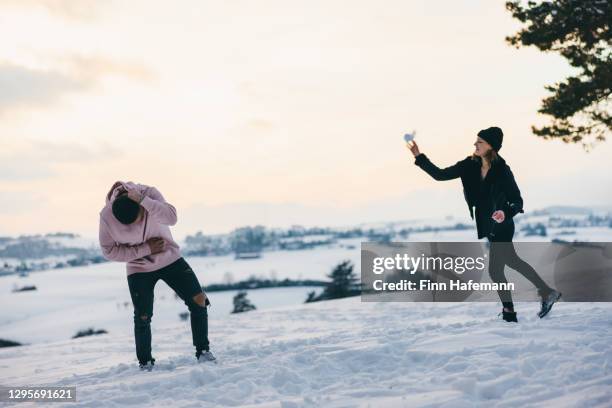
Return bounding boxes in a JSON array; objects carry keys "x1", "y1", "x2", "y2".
[
  {"x1": 0, "y1": 238, "x2": 365, "y2": 345},
  {"x1": 1, "y1": 298, "x2": 611, "y2": 407},
  {"x1": 1, "y1": 220, "x2": 611, "y2": 407}
]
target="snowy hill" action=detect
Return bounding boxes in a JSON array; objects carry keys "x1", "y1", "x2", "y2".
[
  {"x1": 2, "y1": 209, "x2": 611, "y2": 407},
  {"x1": 1, "y1": 298, "x2": 611, "y2": 407}
]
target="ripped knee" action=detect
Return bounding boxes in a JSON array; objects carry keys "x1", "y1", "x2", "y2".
[
  {"x1": 192, "y1": 292, "x2": 207, "y2": 307},
  {"x1": 140, "y1": 314, "x2": 149, "y2": 321}
]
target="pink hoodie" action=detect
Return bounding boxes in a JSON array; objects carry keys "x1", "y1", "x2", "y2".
[{"x1": 99, "y1": 181, "x2": 182, "y2": 275}]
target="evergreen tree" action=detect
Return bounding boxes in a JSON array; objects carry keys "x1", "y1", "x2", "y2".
[
  {"x1": 231, "y1": 291, "x2": 256, "y2": 314},
  {"x1": 505, "y1": 0, "x2": 611, "y2": 150},
  {"x1": 322, "y1": 260, "x2": 358, "y2": 299},
  {"x1": 305, "y1": 290, "x2": 317, "y2": 303}
]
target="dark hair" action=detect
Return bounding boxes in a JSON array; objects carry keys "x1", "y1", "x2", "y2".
[
  {"x1": 112, "y1": 195, "x2": 140, "y2": 224},
  {"x1": 471, "y1": 149, "x2": 499, "y2": 164}
]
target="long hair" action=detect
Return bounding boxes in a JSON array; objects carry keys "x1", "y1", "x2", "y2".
[{"x1": 471, "y1": 149, "x2": 499, "y2": 165}]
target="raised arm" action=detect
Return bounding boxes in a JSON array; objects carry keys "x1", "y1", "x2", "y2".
[
  {"x1": 414, "y1": 153, "x2": 463, "y2": 181},
  {"x1": 106, "y1": 181, "x2": 124, "y2": 202},
  {"x1": 99, "y1": 217, "x2": 152, "y2": 262},
  {"x1": 140, "y1": 186, "x2": 178, "y2": 226}
]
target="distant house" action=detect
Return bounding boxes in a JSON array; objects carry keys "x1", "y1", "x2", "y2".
[
  {"x1": 231, "y1": 226, "x2": 265, "y2": 259},
  {"x1": 278, "y1": 234, "x2": 335, "y2": 250},
  {"x1": 234, "y1": 251, "x2": 262, "y2": 260}
]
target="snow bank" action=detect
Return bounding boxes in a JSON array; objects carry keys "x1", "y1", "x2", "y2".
[{"x1": 1, "y1": 298, "x2": 611, "y2": 407}]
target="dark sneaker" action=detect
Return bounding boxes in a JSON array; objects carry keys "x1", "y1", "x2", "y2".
[
  {"x1": 538, "y1": 290, "x2": 562, "y2": 318},
  {"x1": 139, "y1": 357, "x2": 156, "y2": 371},
  {"x1": 196, "y1": 349, "x2": 217, "y2": 362},
  {"x1": 501, "y1": 309, "x2": 518, "y2": 323}
]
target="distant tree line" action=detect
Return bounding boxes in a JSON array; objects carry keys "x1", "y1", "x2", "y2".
[
  {"x1": 202, "y1": 277, "x2": 327, "y2": 293},
  {"x1": 183, "y1": 223, "x2": 476, "y2": 256}
]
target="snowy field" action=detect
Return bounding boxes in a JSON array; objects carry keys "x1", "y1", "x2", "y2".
[
  {"x1": 1, "y1": 298, "x2": 611, "y2": 407},
  {"x1": 186, "y1": 239, "x2": 362, "y2": 283},
  {"x1": 0, "y1": 267, "x2": 323, "y2": 345},
  {"x1": 0, "y1": 241, "x2": 363, "y2": 345},
  {"x1": 1, "y1": 224, "x2": 611, "y2": 407},
  {"x1": 0, "y1": 240, "x2": 360, "y2": 344}
]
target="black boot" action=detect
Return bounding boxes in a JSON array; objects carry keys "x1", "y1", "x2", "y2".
[
  {"x1": 500, "y1": 304, "x2": 518, "y2": 323},
  {"x1": 139, "y1": 357, "x2": 156, "y2": 371},
  {"x1": 502, "y1": 310, "x2": 518, "y2": 322}
]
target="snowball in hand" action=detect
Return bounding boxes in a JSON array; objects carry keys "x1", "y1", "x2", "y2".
[{"x1": 404, "y1": 132, "x2": 415, "y2": 143}]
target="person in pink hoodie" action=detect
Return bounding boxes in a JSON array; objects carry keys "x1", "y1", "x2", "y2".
[{"x1": 99, "y1": 181, "x2": 216, "y2": 369}]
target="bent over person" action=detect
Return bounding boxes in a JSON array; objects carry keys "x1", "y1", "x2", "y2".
[{"x1": 98, "y1": 181, "x2": 216, "y2": 370}]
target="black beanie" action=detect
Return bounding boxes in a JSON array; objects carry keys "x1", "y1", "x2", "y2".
[{"x1": 477, "y1": 127, "x2": 503, "y2": 152}]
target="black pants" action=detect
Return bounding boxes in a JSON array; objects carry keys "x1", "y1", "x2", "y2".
[
  {"x1": 487, "y1": 223, "x2": 551, "y2": 310},
  {"x1": 127, "y1": 257, "x2": 210, "y2": 363}
]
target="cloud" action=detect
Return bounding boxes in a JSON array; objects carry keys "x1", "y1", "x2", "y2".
[
  {"x1": 32, "y1": 139, "x2": 123, "y2": 163},
  {"x1": 0, "y1": 139, "x2": 123, "y2": 181},
  {"x1": 59, "y1": 55, "x2": 154, "y2": 82},
  {"x1": 246, "y1": 119, "x2": 275, "y2": 131},
  {"x1": 1, "y1": 0, "x2": 110, "y2": 21},
  {"x1": 0, "y1": 63, "x2": 90, "y2": 114},
  {"x1": 0, "y1": 158, "x2": 55, "y2": 181},
  {"x1": 0, "y1": 191, "x2": 45, "y2": 214},
  {"x1": 0, "y1": 57, "x2": 153, "y2": 115}
]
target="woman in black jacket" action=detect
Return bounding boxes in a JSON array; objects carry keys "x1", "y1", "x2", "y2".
[{"x1": 407, "y1": 127, "x2": 561, "y2": 322}]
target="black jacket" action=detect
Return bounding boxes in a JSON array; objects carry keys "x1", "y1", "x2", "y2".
[{"x1": 414, "y1": 153, "x2": 524, "y2": 239}]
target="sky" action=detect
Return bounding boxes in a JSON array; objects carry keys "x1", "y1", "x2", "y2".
[{"x1": 1, "y1": 0, "x2": 611, "y2": 240}]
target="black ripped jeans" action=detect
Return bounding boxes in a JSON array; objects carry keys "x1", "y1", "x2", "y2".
[
  {"x1": 127, "y1": 257, "x2": 210, "y2": 364},
  {"x1": 487, "y1": 222, "x2": 552, "y2": 310}
]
